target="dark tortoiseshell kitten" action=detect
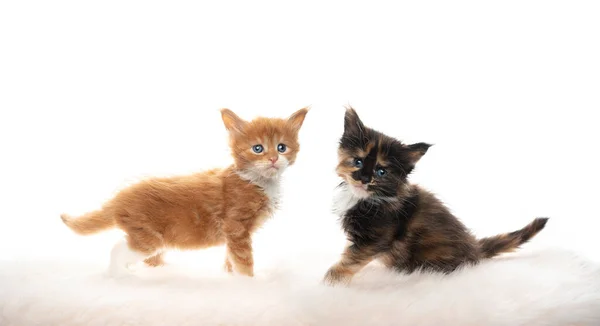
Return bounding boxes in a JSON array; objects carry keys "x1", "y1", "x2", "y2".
[{"x1": 324, "y1": 108, "x2": 548, "y2": 285}]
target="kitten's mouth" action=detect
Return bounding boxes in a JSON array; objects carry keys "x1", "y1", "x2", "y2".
[
  {"x1": 349, "y1": 182, "x2": 370, "y2": 198},
  {"x1": 260, "y1": 166, "x2": 281, "y2": 178},
  {"x1": 352, "y1": 184, "x2": 367, "y2": 191}
]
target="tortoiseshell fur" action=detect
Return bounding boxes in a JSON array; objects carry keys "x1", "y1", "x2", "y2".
[{"x1": 325, "y1": 108, "x2": 548, "y2": 285}]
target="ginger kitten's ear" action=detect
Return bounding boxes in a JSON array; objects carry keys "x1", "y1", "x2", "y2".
[
  {"x1": 221, "y1": 109, "x2": 247, "y2": 134},
  {"x1": 344, "y1": 106, "x2": 365, "y2": 136},
  {"x1": 407, "y1": 142, "x2": 432, "y2": 165},
  {"x1": 286, "y1": 107, "x2": 309, "y2": 133}
]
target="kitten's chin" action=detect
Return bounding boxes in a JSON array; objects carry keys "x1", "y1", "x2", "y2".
[
  {"x1": 260, "y1": 167, "x2": 284, "y2": 179},
  {"x1": 237, "y1": 167, "x2": 280, "y2": 184},
  {"x1": 348, "y1": 183, "x2": 371, "y2": 199}
]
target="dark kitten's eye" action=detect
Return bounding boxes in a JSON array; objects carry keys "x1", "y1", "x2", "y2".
[
  {"x1": 277, "y1": 144, "x2": 287, "y2": 153},
  {"x1": 354, "y1": 158, "x2": 364, "y2": 168},
  {"x1": 376, "y1": 168, "x2": 387, "y2": 177},
  {"x1": 252, "y1": 145, "x2": 264, "y2": 153}
]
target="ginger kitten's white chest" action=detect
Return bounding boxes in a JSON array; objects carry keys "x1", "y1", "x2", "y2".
[
  {"x1": 260, "y1": 180, "x2": 281, "y2": 212},
  {"x1": 235, "y1": 170, "x2": 282, "y2": 218},
  {"x1": 246, "y1": 180, "x2": 280, "y2": 232}
]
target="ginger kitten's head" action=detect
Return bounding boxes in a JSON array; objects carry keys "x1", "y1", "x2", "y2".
[
  {"x1": 221, "y1": 108, "x2": 308, "y2": 179},
  {"x1": 337, "y1": 107, "x2": 431, "y2": 199}
]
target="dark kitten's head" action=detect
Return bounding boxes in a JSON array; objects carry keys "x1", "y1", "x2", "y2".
[{"x1": 337, "y1": 107, "x2": 431, "y2": 199}]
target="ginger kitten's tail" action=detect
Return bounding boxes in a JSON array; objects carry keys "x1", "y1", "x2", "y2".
[
  {"x1": 478, "y1": 217, "x2": 549, "y2": 259},
  {"x1": 60, "y1": 210, "x2": 115, "y2": 235}
]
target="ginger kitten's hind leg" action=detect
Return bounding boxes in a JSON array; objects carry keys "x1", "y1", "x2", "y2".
[
  {"x1": 144, "y1": 252, "x2": 165, "y2": 267},
  {"x1": 108, "y1": 233, "x2": 163, "y2": 277},
  {"x1": 108, "y1": 237, "x2": 149, "y2": 277},
  {"x1": 107, "y1": 217, "x2": 165, "y2": 276}
]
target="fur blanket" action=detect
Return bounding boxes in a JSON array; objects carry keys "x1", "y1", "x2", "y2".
[{"x1": 1, "y1": 247, "x2": 599, "y2": 326}]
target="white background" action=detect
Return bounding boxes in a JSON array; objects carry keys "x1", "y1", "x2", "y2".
[{"x1": 1, "y1": 0, "x2": 599, "y2": 267}]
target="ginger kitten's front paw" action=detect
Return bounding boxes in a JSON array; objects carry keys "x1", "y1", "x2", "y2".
[
  {"x1": 323, "y1": 265, "x2": 352, "y2": 286},
  {"x1": 225, "y1": 260, "x2": 253, "y2": 276},
  {"x1": 237, "y1": 265, "x2": 254, "y2": 277}
]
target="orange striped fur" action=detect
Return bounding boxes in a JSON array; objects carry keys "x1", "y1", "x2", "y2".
[{"x1": 61, "y1": 108, "x2": 308, "y2": 277}]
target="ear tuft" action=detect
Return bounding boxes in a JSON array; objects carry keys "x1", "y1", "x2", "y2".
[
  {"x1": 344, "y1": 106, "x2": 365, "y2": 136},
  {"x1": 220, "y1": 108, "x2": 247, "y2": 134},
  {"x1": 407, "y1": 142, "x2": 432, "y2": 165},
  {"x1": 287, "y1": 107, "x2": 309, "y2": 133}
]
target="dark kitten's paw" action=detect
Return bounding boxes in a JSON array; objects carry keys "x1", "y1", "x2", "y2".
[{"x1": 323, "y1": 265, "x2": 352, "y2": 286}]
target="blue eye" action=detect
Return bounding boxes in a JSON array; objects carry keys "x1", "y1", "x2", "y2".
[
  {"x1": 252, "y1": 145, "x2": 264, "y2": 153},
  {"x1": 277, "y1": 144, "x2": 287, "y2": 153},
  {"x1": 354, "y1": 158, "x2": 363, "y2": 168},
  {"x1": 376, "y1": 168, "x2": 387, "y2": 177}
]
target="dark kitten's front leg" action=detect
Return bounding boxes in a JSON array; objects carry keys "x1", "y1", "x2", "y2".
[
  {"x1": 324, "y1": 243, "x2": 378, "y2": 286},
  {"x1": 378, "y1": 240, "x2": 410, "y2": 271}
]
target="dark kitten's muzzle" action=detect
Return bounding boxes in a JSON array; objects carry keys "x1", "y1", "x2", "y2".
[{"x1": 359, "y1": 175, "x2": 371, "y2": 184}]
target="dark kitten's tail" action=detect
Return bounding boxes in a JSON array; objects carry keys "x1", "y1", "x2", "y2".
[{"x1": 478, "y1": 218, "x2": 549, "y2": 259}]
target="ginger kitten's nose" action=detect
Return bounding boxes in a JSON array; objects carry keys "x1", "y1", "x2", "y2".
[
  {"x1": 269, "y1": 156, "x2": 278, "y2": 164},
  {"x1": 360, "y1": 176, "x2": 371, "y2": 184}
]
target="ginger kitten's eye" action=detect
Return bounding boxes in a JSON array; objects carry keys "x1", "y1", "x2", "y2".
[
  {"x1": 277, "y1": 143, "x2": 287, "y2": 153},
  {"x1": 353, "y1": 158, "x2": 363, "y2": 168},
  {"x1": 376, "y1": 168, "x2": 387, "y2": 177},
  {"x1": 252, "y1": 145, "x2": 264, "y2": 153}
]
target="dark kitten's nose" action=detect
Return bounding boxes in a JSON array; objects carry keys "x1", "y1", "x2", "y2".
[{"x1": 360, "y1": 176, "x2": 371, "y2": 184}]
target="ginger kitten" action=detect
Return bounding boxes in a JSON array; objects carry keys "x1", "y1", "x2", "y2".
[
  {"x1": 324, "y1": 107, "x2": 548, "y2": 285},
  {"x1": 61, "y1": 108, "x2": 308, "y2": 277}
]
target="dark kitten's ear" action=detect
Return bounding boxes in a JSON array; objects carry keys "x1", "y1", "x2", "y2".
[
  {"x1": 286, "y1": 107, "x2": 309, "y2": 133},
  {"x1": 221, "y1": 108, "x2": 247, "y2": 134},
  {"x1": 344, "y1": 106, "x2": 365, "y2": 136},
  {"x1": 407, "y1": 142, "x2": 432, "y2": 165}
]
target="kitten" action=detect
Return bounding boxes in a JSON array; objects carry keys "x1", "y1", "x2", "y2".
[
  {"x1": 324, "y1": 107, "x2": 548, "y2": 285},
  {"x1": 61, "y1": 108, "x2": 308, "y2": 277}
]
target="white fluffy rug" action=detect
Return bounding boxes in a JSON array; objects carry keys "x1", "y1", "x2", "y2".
[{"x1": 1, "y1": 247, "x2": 599, "y2": 326}]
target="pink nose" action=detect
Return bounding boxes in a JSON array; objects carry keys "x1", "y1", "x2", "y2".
[{"x1": 269, "y1": 157, "x2": 278, "y2": 164}]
